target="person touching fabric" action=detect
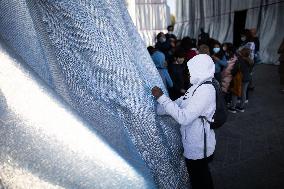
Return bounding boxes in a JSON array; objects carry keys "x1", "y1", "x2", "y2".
[{"x1": 152, "y1": 54, "x2": 216, "y2": 189}]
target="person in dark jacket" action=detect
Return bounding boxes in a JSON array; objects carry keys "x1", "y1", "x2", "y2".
[
  {"x1": 229, "y1": 48, "x2": 253, "y2": 113},
  {"x1": 250, "y1": 28, "x2": 261, "y2": 63},
  {"x1": 155, "y1": 32, "x2": 175, "y2": 65},
  {"x1": 155, "y1": 32, "x2": 171, "y2": 55},
  {"x1": 222, "y1": 42, "x2": 236, "y2": 60},
  {"x1": 211, "y1": 40, "x2": 228, "y2": 82},
  {"x1": 169, "y1": 50, "x2": 188, "y2": 100}
]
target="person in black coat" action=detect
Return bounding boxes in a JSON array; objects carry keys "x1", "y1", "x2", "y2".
[
  {"x1": 155, "y1": 32, "x2": 174, "y2": 65},
  {"x1": 168, "y1": 49, "x2": 189, "y2": 100},
  {"x1": 229, "y1": 48, "x2": 253, "y2": 113}
]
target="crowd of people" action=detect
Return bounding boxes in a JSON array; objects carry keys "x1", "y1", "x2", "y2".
[
  {"x1": 148, "y1": 25, "x2": 260, "y2": 114},
  {"x1": 149, "y1": 25, "x2": 261, "y2": 189}
]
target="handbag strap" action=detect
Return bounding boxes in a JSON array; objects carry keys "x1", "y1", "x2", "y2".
[
  {"x1": 192, "y1": 81, "x2": 212, "y2": 96},
  {"x1": 199, "y1": 116, "x2": 207, "y2": 158},
  {"x1": 193, "y1": 80, "x2": 214, "y2": 158}
]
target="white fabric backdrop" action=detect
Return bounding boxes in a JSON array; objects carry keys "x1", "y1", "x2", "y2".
[
  {"x1": 134, "y1": 0, "x2": 171, "y2": 46},
  {"x1": 175, "y1": 0, "x2": 284, "y2": 64}
]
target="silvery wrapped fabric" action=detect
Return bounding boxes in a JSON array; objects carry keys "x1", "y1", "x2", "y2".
[
  {"x1": 0, "y1": 0, "x2": 189, "y2": 188},
  {"x1": 0, "y1": 39, "x2": 155, "y2": 189}
]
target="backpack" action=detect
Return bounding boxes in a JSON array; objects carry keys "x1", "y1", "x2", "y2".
[{"x1": 192, "y1": 78, "x2": 228, "y2": 129}]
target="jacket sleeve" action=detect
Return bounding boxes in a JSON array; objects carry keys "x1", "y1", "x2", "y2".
[
  {"x1": 216, "y1": 56, "x2": 228, "y2": 67},
  {"x1": 157, "y1": 86, "x2": 214, "y2": 125},
  {"x1": 156, "y1": 94, "x2": 184, "y2": 115}
]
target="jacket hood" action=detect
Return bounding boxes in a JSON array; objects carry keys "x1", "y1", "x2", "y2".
[
  {"x1": 151, "y1": 51, "x2": 165, "y2": 69},
  {"x1": 187, "y1": 54, "x2": 215, "y2": 85}
]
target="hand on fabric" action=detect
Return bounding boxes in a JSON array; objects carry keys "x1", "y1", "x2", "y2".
[{"x1": 151, "y1": 86, "x2": 163, "y2": 98}]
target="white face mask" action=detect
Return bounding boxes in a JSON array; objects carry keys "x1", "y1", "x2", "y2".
[
  {"x1": 213, "y1": 47, "x2": 220, "y2": 54},
  {"x1": 168, "y1": 31, "x2": 173, "y2": 34},
  {"x1": 241, "y1": 36, "x2": 246, "y2": 41}
]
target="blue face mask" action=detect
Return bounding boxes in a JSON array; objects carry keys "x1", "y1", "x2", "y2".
[{"x1": 213, "y1": 47, "x2": 220, "y2": 54}]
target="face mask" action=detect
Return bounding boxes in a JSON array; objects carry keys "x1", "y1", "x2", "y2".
[
  {"x1": 159, "y1": 37, "x2": 166, "y2": 43},
  {"x1": 213, "y1": 47, "x2": 220, "y2": 54},
  {"x1": 168, "y1": 31, "x2": 173, "y2": 34},
  {"x1": 241, "y1": 36, "x2": 246, "y2": 41}
]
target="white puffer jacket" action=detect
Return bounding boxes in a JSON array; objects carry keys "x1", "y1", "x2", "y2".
[{"x1": 157, "y1": 54, "x2": 216, "y2": 160}]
